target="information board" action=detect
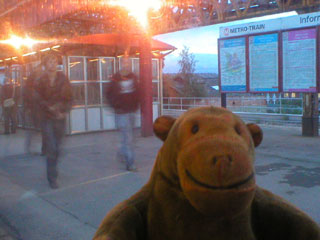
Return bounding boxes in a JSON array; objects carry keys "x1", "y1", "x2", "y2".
[
  {"x1": 219, "y1": 38, "x2": 246, "y2": 92},
  {"x1": 283, "y1": 28, "x2": 317, "y2": 92},
  {"x1": 249, "y1": 33, "x2": 278, "y2": 92}
]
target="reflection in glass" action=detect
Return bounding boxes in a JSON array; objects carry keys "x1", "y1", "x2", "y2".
[
  {"x1": 71, "y1": 83, "x2": 85, "y2": 106},
  {"x1": 69, "y1": 57, "x2": 84, "y2": 81},
  {"x1": 101, "y1": 58, "x2": 114, "y2": 80},
  {"x1": 11, "y1": 66, "x2": 21, "y2": 84},
  {"x1": 87, "y1": 83, "x2": 101, "y2": 105},
  {"x1": 152, "y1": 60, "x2": 158, "y2": 80},
  {"x1": 119, "y1": 57, "x2": 132, "y2": 72},
  {"x1": 87, "y1": 58, "x2": 99, "y2": 81},
  {"x1": 102, "y1": 82, "x2": 112, "y2": 105},
  {"x1": 133, "y1": 59, "x2": 139, "y2": 76},
  {"x1": 152, "y1": 82, "x2": 159, "y2": 102}
]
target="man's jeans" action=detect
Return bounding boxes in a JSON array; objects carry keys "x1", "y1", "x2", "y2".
[
  {"x1": 43, "y1": 118, "x2": 65, "y2": 184},
  {"x1": 116, "y1": 113, "x2": 135, "y2": 168},
  {"x1": 24, "y1": 109, "x2": 46, "y2": 154}
]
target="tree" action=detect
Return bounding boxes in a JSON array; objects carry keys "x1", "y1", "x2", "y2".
[
  {"x1": 177, "y1": 46, "x2": 207, "y2": 97},
  {"x1": 178, "y1": 46, "x2": 196, "y2": 78}
]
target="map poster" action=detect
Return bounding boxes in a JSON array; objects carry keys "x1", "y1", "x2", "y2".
[
  {"x1": 282, "y1": 28, "x2": 317, "y2": 92},
  {"x1": 249, "y1": 33, "x2": 279, "y2": 92},
  {"x1": 219, "y1": 38, "x2": 246, "y2": 92}
]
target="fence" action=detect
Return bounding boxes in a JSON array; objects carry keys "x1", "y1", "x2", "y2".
[{"x1": 162, "y1": 96, "x2": 313, "y2": 126}]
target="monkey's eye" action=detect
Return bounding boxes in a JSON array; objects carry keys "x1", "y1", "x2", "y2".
[
  {"x1": 191, "y1": 124, "x2": 199, "y2": 134},
  {"x1": 235, "y1": 124, "x2": 241, "y2": 135}
]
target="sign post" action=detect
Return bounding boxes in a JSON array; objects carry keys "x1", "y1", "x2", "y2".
[{"x1": 302, "y1": 93, "x2": 319, "y2": 136}]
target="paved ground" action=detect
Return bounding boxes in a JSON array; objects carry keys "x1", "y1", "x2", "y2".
[{"x1": 0, "y1": 123, "x2": 319, "y2": 240}]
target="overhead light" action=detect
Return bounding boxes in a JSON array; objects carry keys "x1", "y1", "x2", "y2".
[
  {"x1": 0, "y1": 60, "x2": 3, "y2": 62},
  {"x1": 5, "y1": 58, "x2": 11, "y2": 61},
  {"x1": 40, "y1": 48, "x2": 51, "y2": 52},
  {"x1": 69, "y1": 61, "x2": 81, "y2": 68},
  {"x1": 51, "y1": 45, "x2": 60, "y2": 49},
  {"x1": 0, "y1": 34, "x2": 42, "y2": 49},
  {"x1": 22, "y1": 51, "x2": 37, "y2": 56}
]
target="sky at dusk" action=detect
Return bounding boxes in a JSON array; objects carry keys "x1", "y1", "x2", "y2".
[{"x1": 154, "y1": 11, "x2": 297, "y2": 73}]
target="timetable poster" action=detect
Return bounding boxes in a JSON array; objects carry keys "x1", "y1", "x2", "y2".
[
  {"x1": 219, "y1": 38, "x2": 246, "y2": 92},
  {"x1": 283, "y1": 28, "x2": 317, "y2": 92},
  {"x1": 249, "y1": 34, "x2": 278, "y2": 92}
]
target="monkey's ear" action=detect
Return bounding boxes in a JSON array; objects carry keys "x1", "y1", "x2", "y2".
[
  {"x1": 247, "y1": 123, "x2": 263, "y2": 147},
  {"x1": 153, "y1": 116, "x2": 176, "y2": 141}
]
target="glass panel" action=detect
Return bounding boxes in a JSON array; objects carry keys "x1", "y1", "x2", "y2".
[
  {"x1": 119, "y1": 57, "x2": 133, "y2": 72},
  {"x1": 87, "y1": 82, "x2": 101, "y2": 105},
  {"x1": 11, "y1": 65, "x2": 21, "y2": 84},
  {"x1": 152, "y1": 59, "x2": 158, "y2": 80},
  {"x1": 133, "y1": 58, "x2": 139, "y2": 76},
  {"x1": 86, "y1": 57, "x2": 99, "y2": 81},
  {"x1": 71, "y1": 83, "x2": 85, "y2": 106},
  {"x1": 18, "y1": 86, "x2": 23, "y2": 105},
  {"x1": 69, "y1": 57, "x2": 84, "y2": 81},
  {"x1": 25, "y1": 63, "x2": 33, "y2": 78},
  {"x1": 71, "y1": 108, "x2": 86, "y2": 132},
  {"x1": 88, "y1": 108, "x2": 101, "y2": 131},
  {"x1": 103, "y1": 107, "x2": 116, "y2": 130},
  {"x1": 102, "y1": 82, "x2": 112, "y2": 105},
  {"x1": 101, "y1": 58, "x2": 114, "y2": 80},
  {"x1": 152, "y1": 82, "x2": 159, "y2": 102}
]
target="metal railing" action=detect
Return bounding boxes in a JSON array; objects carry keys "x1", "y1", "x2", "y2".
[
  {"x1": 163, "y1": 96, "x2": 303, "y2": 114},
  {"x1": 162, "y1": 96, "x2": 309, "y2": 126},
  {"x1": 163, "y1": 97, "x2": 221, "y2": 111}
]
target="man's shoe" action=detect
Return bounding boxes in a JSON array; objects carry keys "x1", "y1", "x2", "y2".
[
  {"x1": 49, "y1": 181, "x2": 59, "y2": 189},
  {"x1": 126, "y1": 164, "x2": 138, "y2": 172}
]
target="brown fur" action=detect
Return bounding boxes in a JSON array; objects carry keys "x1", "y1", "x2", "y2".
[{"x1": 93, "y1": 106, "x2": 320, "y2": 240}]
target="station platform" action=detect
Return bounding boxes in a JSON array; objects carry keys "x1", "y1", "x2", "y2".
[{"x1": 0, "y1": 123, "x2": 319, "y2": 239}]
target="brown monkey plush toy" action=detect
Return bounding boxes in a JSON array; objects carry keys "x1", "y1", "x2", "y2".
[{"x1": 93, "y1": 106, "x2": 320, "y2": 240}]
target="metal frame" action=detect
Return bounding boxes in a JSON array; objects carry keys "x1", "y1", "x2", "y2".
[
  {"x1": 2, "y1": 0, "x2": 320, "y2": 38},
  {"x1": 68, "y1": 55, "x2": 117, "y2": 133},
  {"x1": 67, "y1": 55, "x2": 161, "y2": 134}
]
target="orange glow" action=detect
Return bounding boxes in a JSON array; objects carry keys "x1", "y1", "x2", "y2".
[
  {"x1": 0, "y1": 35, "x2": 43, "y2": 49},
  {"x1": 104, "y1": 0, "x2": 163, "y2": 29}
]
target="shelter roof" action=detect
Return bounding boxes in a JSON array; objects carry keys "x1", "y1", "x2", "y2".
[
  {"x1": 0, "y1": 33, "x2": 176, "y2": 65},
  {"x1": 66, "y1": 34, "x2": 176, "y2": 51}
]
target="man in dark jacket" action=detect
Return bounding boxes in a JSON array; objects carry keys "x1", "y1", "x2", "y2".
[
  {"x1": 106, "y1": 69, "x2": 140, "y2": 171},
  {"x1": 34, "y1": 53, "x2": 72, "y2": 189}
]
